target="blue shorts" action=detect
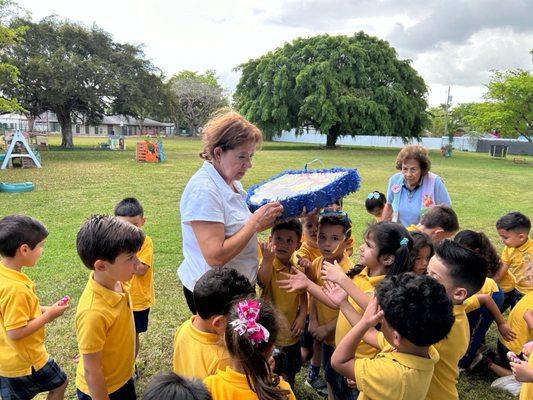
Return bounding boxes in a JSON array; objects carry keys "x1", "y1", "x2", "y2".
[
  {"x1": 133, "y1": 308, "x2": 150, "y2": 333},
  {"x1": 0, "y1": 358, "x2": 67, "y2": 400},
  {"x1": 77, "y1": 378, "x2": 136, "y2": 400}
]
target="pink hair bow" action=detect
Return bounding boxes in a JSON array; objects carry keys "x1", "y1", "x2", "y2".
[{"x1": 230, "y1": 299, "x2": 270, "y2": 345}]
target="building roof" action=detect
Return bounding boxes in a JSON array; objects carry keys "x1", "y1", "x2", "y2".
[{"x1": 101, "y1": 115, "x2": 171, "y2": 127}]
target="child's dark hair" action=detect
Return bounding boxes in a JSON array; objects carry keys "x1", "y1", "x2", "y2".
[
  {"x1": 318, "y1": 214, "x2": 352, "y2": 239},
  {"x1": 193, "y1": 267, "x2": 255, "y2": 319},
  {"x1": 434, "y1": 240, "x2": 486, "y2": 297},
  {"x1": 114, "y1": 197, "x2": 144, "y2": 217},
  {"x1": 376, "y1": 273, "x2": 454, "y2": 346},
  {"x1": 454, "y1": 230, "x2": 501, "y2": 278},
  {"x1": 408, "y1": 231, "x2": 434, "y2": 272},
  {"x1": 143, "y1": 372, "x2": 212, "y2": 400},
  {"x1": 0, "y1": 215, "x2": 49, "y2": 257},
  {"x1": 364, "y1": 191, "x2": 386, "y2": 213},
  {"x1": 271, "y1": 219, "x2": 302, "y2": 241},
  {"x1": 420, "y1": 205, "x2": 459, "y2": 232},
  {"x1": 225, "y1": 297, "x2": 290, "y2": 400},
  {"x1": 364, "y1": 222, "x2": 413, "y2": 276},
  {"x1": 496, "y1": 212, "x2": 531, "y2": 234},
  {"x1": 76, "y1": 215, "x2": 145, "y2": 270}
]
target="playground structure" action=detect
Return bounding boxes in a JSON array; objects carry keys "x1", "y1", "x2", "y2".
[
  {"x1": 1, "y1": 130, "x2": 42, "y2": 169},
  {"x1": 135, "y1": 137, "x2": 166, "y2": 163},
  {"x1": 96, "y1": 134, "x2": 126, "y2": 150}
]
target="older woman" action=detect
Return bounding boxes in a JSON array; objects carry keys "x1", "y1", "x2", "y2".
[
  {"x1": 382, "y1": 145, "x2": 451, "y2": 227},
  {"x1": 178, "y1": 112, "x2": 283, "y2": 313}
]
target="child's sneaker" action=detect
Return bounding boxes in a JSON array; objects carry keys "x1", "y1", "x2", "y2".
[{"x1": 305, "y1": 375, "x2": 327, "y2": 397}]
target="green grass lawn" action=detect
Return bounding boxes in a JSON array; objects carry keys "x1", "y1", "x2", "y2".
[{"x1": 1, "y1": 135, "x2": 532, "y2": 399}]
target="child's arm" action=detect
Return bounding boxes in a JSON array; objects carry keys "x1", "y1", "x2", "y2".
[
  {"x1": 322, "y1": 260, "x2": 370, "y2": 310},
  {"x1": 277, "y1": 268, "x2": 338, "y2": 309},
  {"x1": 257, "y1": 241, "x2": 275, "y2": 287},
  {"x1": 511, "y1": 359, "x2": 533, "y2": 383},
  {"x1": 291, "y1": 292, "x2": 308, "y2": 338},
  {"x1": 296, "y1": 255, "x2": 316, "y2": 282},
  {"x1": 524, "y1": 309, "x2": 533, "y2": 330},
  {"x1": 83, "y1": 352, "x2": 110, "y2": 400},
  {"x1": 493, "y1": 262, "x2": 510, "y2": 283},
  {"x1": 476, "y1": 294, "x2": 516, "y2": 341},
  {"x1": 313, "y1": 318, "x2": 338, "y2": 342},
  {"x1": 331, "y1": 297, "x2": 384, "y2": 381},
  {"x1": 7, "y1": 302, "x2": 67, "y2": 341}
]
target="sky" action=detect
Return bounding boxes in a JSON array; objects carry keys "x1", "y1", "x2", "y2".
[{"x1": 16, "y1": 0, "x2": 533, "y2": 108}]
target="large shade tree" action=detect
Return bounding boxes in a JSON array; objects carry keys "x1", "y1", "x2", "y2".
[
  {"x1": 0, "y1": 17, "x2": 161, "y2": 147},
  {"x1": 234, "y1": 32, "x2": 429, "y2": 147}
]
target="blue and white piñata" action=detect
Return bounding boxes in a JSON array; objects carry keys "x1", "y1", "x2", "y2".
[{"x1": 246, "y1": 167, "x2": 361, "y2": 219}]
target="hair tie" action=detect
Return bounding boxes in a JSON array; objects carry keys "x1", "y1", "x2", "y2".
[
  {"x1": 230, "y1": 299, "x2": 270, "y2": 346},
  {"x1": 367, "y1": 192, "x2": 380, "y2": 200},
  {"x1": 400, "y1": 237, "x2": 409, "y2": 247}
]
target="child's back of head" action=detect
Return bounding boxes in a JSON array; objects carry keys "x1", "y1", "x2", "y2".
[
  {"x1": 193, "y1": 267, "x2": 255, "y2": 320},
  {"x1": 420, "y1": 205, "x2": 459, "y2": 239},
  {"x1": 143, "y1": 372, "x2": 212, "y2": 400},
  {"x1": 114, "y1": 197, "x2": 144, "y2": 217},
  {"x1": 364, "y1": 191, "x2": 386, "y2": 217},
  {"x1": 376, "y1": 273, "x2": 454, "y2": 347},
  {"x1": 76, "y1": 214, "x2": 145, "y2": 270},
  {"x1": 0, "y1": 214, "x2": 48, "y2": 258},
  {"x1": 454, "y1": 230, "x2": 501, "y2": 278},
  {"x1": 496, "y1": 211, "x2": 531, "y2": 235}
]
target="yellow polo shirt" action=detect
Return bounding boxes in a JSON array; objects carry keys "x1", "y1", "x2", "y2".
[
  {"x1": 426, "y1": 303, "x2": 469, "y2": 400},
  {"x1": 203, "y1": 366, "x2": 296, "y2": 400},
  {"x1": 313, "y1": 255, "x2": 354, "y2": 346},
  {"x1": 520, "y1": 351, "x2": 533, "y2": 400},
  {"x1": 261, "y1": 257, "x2": 304, "y2": 346},
  {"x1": 128, "y1": 235, "x2": 154, "y2": 311},
  {"x1": 502, "y1": 238, "x2": 533, "y2": 294},
  {"x1": 498, "y1": 270, "x2": 515, "y2": 293},
  {"x1": 0, "y1": 262, "x2": 49, "y2": 377},
  {"x1": 295, "y1": 241, "x2": 322, "y2": 263},
  {"x1": 500, "y1": 292, "x2": 533, "y2": 354},
  {"x1": 76, "y1": 273, "x2": 135, "y2": 395},
  {"x1": 172, "y1": 316, "x2": 230, "y2": 379},
  {"x1": 335, "y1": 267, "x2": 385, "y2": 359},
  {"x1": 355, "y1": 333, "x2": 439, "y2": 400},
  {"x1": 464, "y1": 277, "x2": 500, "y2": 313}
]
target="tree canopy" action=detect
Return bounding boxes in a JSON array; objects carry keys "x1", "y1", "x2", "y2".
[{"x1": 234, "y1": 32, "x2": 429, "y2": 147}]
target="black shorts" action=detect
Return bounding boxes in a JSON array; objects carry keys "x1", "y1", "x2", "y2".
[
  {"x1": 273, "y1": 342, "x2": 303, "y2": 379},
  {"x1": 77, "y1": 378, "x2": 136, "y2": 400},
  {"x1": 133, "y1": 308, "x2": 150, "y2": 333},
  {"x1": 299, "y1": 316, "x2": 313, "y2": 349},
  {"x1": 0, "y1": 358, "x2": 67, "y2": 400}
]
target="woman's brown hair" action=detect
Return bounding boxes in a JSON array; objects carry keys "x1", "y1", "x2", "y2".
[
  {"x1": 200, "y1": 111, "x2": 262, "y2": 161},
  {"x1": 225, "y1": 297, "x2": 291, "y2": 400},
  {"x1": 395, "y1": 145, "x2": 431, "y2": 176}
]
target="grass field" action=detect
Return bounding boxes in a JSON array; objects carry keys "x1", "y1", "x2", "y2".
[{"x1": 1, "y1": 135, "x2": 532, "y2": 399}]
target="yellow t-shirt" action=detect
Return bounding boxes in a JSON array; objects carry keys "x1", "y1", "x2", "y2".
[
  {"x1": 0, "y1": 262, "x2": 49, "y2": 377},
  {"x1": 520, "y1": 351, "x2": 533, "y2": 400},
  {"x1": 203, "y1": 366, "x2": 296, "y2": 400},
  {"x1": 355, "y1": 332, "x2": 439, "y2": 400},
  {"x1": 498, "y1": 270, "x2": 515, "y2": 293},
  {"x1": 464, "y1": 278, "x2": 500, "y2": 313},
  {"x1": 426, "y1": 303, "x2": 469, "y2": 400},
  {"x1": 76, "y1": 273, "x2": 135, "y2": 395},
  {"x1": 312, "y1": 255, "x2": 354, "y2": 346},
  {"x1": 172, "y1": 316, "x2": 230, "y2": 379},
  {"x1": 127, "y1": 235, "x2": 154, "y2": 311},
  {"x1": 295, "y1": 241, "x2": 322, "y2": 263},
  {"x1": 501, "y1": 238, "x2": 533, "y2": 294},
  {"x1": 261, "y1": 257, "x2": 304, "y2": 346},
  {"x1": 335, "y1": 267, "x2": 385, "y2": 359},
  {"x1": 500, "y1": 292, "x2": 533, "y2": 354}
]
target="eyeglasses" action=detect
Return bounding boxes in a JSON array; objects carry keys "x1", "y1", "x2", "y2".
[{"x1": 367, "y1": 192, "x2": 381, "y2": 200}]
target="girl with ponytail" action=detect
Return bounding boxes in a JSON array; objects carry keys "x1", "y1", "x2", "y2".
[{"x1": 203, "y1": 298, "x2": 296, "y2": 400}]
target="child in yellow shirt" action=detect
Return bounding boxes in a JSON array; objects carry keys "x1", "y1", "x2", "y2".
[
  {"x1": 494, "y1": 212, "x2": 532, "y2": 311},
  {"x1": 425, "y1": 240, "x2": 487, "y2": 400},
  {"x1": 173, "y1": 267, "x2": 254, "y2": 379},
  {"x1": 203, "y1": 298, "x2": 296, "y2": 400},
  {"x1": 0, "y1": 215, "x2": 68, "y2": 400},
  {"x1": 331, "y1": 273, "x2": 454, "y2": 400},
  {"x1": 411, "y1": 204, "x2": 460, "y2": 244},
  {"x1": 75, "y1": 215, "x2": 145, "y2": 400},
  {"x1": 258, "y1": 219, "x2": 306, "y2": 388},
  {"x1": 114, "y1": 197, "x2": 154, "y2": 370},
  {"x1": 143, "y1": 372, "x2": 212, "y2": 400}
]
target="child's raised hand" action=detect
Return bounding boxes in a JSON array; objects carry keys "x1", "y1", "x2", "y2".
[
  {"x1": 46, "y1": 301, "x2": 69, "y2": 321},
  {"x1": 260, "y1": 240, "x2": 276, "y2": 265},
  {"x1": 359, "y1": 296, "x2": 383, "y2": 329},
  {"x1": 277, "y1": 267, "x2": 309, "y2": 292},
  {"x1": 497, "y1": 322, "x2": 517, "y2": 342},
  {"x1": 511, "y1": 359, "x2": 533, "y2": 383},
  {"x1": 322, "y1": 280, "x2": 348, "y2": 307},
  {"x1": 321, "y1": 260, "x2": 346, "y2": 284},
  {"x1": 296, "y1": 255, "x2": 312, "y2": 271}
]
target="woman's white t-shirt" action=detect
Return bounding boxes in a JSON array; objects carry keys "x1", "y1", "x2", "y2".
[{"x1": 178, "y1": 161, "x2": 258, "y2": 291}]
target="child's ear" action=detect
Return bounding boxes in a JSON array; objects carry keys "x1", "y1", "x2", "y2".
[
  {"x1": 94, "y1": 259, "x2": 108, "y2": 272},
  {"x1": 17, "y1": 244, "x2": 30, "y2": 256},
  {"x1": 140, "y1": 216, "x2": 146, "y2": 226},
  {"x1": 452, "y1": 286, "x2": 468, "y2": 304},
  {"x1": 212, "y1": 315, "x2": 227, "y2": 334},
  {"x1": 391, "y1": 329, "x2": 402, "y2": 348}
]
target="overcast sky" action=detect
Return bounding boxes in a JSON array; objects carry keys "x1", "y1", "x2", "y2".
[{"x1": 17, "y1": 0, "x2": 533, "y2": 107}]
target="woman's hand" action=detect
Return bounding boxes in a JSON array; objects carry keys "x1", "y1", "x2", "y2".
[{"x1": 249, "y1": 202, "x2": 283, "y2": 232}]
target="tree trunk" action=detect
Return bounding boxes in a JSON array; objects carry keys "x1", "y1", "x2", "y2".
[
  {"x1": 27, "y1": 116, "x2": 36, "y2": 132},
  {"x1": 326, "y1": 129, "x2": 338, "y2": 148},
  {"x1": 56, "y1": 109, "x2": 74, "y2": 148}
]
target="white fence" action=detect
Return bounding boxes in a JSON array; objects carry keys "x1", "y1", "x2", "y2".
[{"x1": 272, "y1": 129, "x2": 478, "y2": 152}]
